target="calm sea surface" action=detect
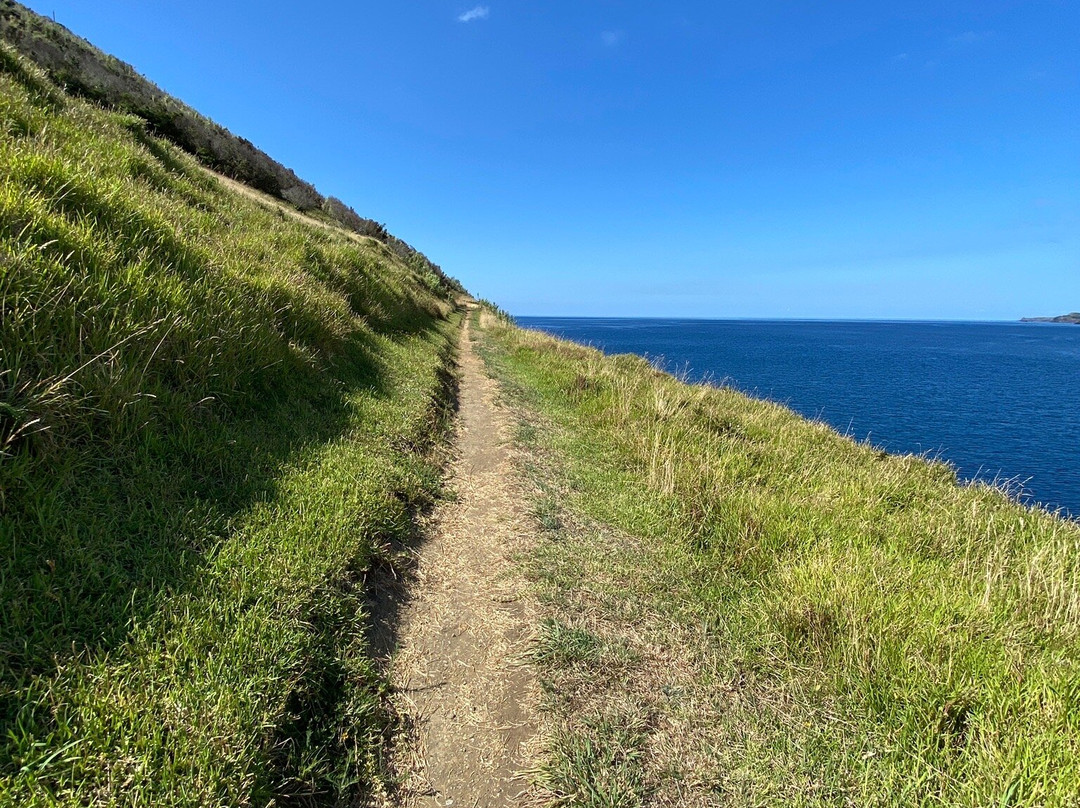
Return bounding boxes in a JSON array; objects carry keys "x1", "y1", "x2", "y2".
[{"x1": 518, "y1": 318, "x2": 1080, "y2": 519}]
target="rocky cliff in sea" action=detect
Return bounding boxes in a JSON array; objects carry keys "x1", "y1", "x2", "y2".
[{"x1": 1021, "y1": 312, "x2": 1080, "y2": 324}]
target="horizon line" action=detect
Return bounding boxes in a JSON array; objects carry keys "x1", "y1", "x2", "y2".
[{"x1": 511, "y1": 314, "x2": 1047, "y2": 324}]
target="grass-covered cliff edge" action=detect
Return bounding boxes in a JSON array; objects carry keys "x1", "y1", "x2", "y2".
[
  {"x1": 473, "y1": 306, "x2": 1079, "y2": 807},
  {"x1": 0, "y1": 41, "x2": 462, "y2": 804}
]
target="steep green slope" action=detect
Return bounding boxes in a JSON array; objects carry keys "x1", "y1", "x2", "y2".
[
  {"x1": 0, "y1": 0, "x2": 322, "y2": 208},
  {"x1": 0, "y1": 45, "x2": 461, "y2": 804},
  {"x1": 475, "y1": 308, "x2": 1080, "y2": 807},
  {"x1": 0, "y1": 0, "x2": 462, "y2": 298}
]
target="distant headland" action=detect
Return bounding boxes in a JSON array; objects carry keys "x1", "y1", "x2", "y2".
[{"x1": 1021, "y1": 312, "x2": 1080, "y2": 324}]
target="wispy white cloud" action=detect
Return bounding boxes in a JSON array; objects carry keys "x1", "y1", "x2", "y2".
[
  {"x1": 458, "y1": 5, "x2": 490, "y2": 23},
  {"x1": 950, "y1": 30, "x2": 994, "y2": 46},
  {"x1": 601, "y1": 29, "x2": 625, "y2": 47}
]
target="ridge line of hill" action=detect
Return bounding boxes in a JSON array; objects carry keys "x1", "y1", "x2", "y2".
[{"x1": 0, "y1": 0, "x2": 463, "y2": 297}]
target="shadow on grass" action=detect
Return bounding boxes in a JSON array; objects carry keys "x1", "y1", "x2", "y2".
[
  {"x1": 0, "y1": 322, "x2": 444, "y2": 737},
  {"x1": 258, "y1": 331, "x2": 461, "y2": 805},
  {"x1": 362, "y1": 340, "x2": 461, "y2": 665}
]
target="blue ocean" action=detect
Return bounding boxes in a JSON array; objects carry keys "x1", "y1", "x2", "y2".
[{"x1": 518, "y1": 318, "x2": 1080, "y2": 519}]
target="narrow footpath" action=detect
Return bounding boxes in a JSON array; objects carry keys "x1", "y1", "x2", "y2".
[{"x1": 389, "y1": 309, "x2": 539, "y2": 806}]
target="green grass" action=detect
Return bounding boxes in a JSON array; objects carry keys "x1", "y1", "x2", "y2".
[
  {"x1": 0, "y1": 46, "x2": 462, "y2": 805},
  {"x1": 474, "y1": 308, "x2": 1080, "y2": 806}
]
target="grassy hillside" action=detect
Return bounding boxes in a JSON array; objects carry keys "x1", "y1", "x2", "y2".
[
  {"x1": 0, "y1": 0, "x2": 323, "y2": 209},
  {"x1": 474, "y1": 308, "x2": 1080, "y2": 806},
  {"x1": 0, "y1": 1, "x2": 462, "y2": 296},
  {"x1": 0, "y1": 43, "x2": 461, "y2": 804}
]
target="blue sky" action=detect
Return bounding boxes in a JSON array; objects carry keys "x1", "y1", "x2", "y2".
[{"x1": 25, "y1": 1, "x2": 1079, "y2": 318}]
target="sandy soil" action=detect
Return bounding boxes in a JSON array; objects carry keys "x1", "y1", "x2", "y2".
[{"x1": 377, "y1": 310, "x2": 540, "y2": 807}]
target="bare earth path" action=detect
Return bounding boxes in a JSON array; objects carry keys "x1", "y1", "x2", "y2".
[{"x1": 387, "y1": 309, "x2": 539, "y2": 807}]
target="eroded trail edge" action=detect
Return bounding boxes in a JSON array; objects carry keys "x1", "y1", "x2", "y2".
[{"x1": 388, "y1": 309, "x2": 539, "y2": 806}]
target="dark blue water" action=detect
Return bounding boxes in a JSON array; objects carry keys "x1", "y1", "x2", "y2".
[{"x1": 518, "y1": 318, "x2": 1080, "y2": 518}]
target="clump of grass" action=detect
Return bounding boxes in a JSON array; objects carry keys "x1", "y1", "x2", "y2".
[
  {"x1": 540, "y1": 710, "x2": 651, "y2": 808},
  {"x1": 532, "y1": 495, "x2": 565, "y2": 534},
  {"x1": 0, "y1": 45, "x2": 460, "y2": 805},
  {"x1": 477, "y1": 315, "x2": 1080, "y2": 806},
  {"x1": 532, "y1": 618, "x2": 605, "y2": 666}
]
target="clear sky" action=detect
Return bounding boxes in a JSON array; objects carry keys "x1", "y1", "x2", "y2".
[{"x1": 24, "y1": 1, "x2": 1079, "y2": 319}]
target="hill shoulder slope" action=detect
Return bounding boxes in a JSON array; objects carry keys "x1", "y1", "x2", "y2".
[
  {"x1": 0, "y1": 42, "x2": 463, "y2": 804},
  {"x1": 0, "y1": 0, "x2": 321, "y2": 207},
  {"x1": 0, "y1": 0, "x2": 463, "y2": 297}
]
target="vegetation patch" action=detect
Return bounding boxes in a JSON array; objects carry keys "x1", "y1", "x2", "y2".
[
  {"x1": 474, "y1": 308, "x2": 1080, "y2": 807},
  {"x1": 0, "y1": 46, "x2": 462, "y2": 805}
]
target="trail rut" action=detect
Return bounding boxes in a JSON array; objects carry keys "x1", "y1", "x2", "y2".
[{"x1": 383, "y1": 309, "x2": 539, "y2": 806}]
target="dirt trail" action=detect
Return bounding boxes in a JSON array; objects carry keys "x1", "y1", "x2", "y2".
[
  {"x1": 203, "y1": 167, "x2": 378, "y2": 246},
  {"x1": 386, "y1": 309, "x2": 539, "y2": 806}
]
